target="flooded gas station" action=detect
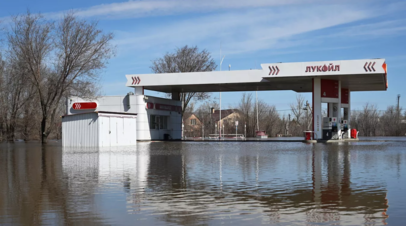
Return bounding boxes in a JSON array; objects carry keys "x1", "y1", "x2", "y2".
[{"x1": 1, "y1": 138, "x2": 405, "y2": 225}]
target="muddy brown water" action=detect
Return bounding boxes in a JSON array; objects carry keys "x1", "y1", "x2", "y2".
[{"x1": 0, "y1": 138, "x2": 405, "y2": 225}]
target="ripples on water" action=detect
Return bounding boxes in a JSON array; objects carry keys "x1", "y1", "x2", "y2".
[{"x1": 0, "y1": 138, "x2": 406, "y2": 225}]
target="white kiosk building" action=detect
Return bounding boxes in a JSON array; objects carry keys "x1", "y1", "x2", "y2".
[{"x1": 63, "y1": 58, "x2": 387, "y2": 145}]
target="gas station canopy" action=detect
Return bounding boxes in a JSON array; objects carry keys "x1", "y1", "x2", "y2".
[{"x1": 126, "y1": 59, "x2": 387, "y2": 93}]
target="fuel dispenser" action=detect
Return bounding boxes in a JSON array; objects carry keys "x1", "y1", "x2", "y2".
[
  {"x1": 322, "y1": 117, "x2": 340, "y2": 140},
  {"x1": 341, "y1": 119, "x2": 349, "y2": 139},
  {"x1": 322, "y1": 117, "x2": 332, "y2": 140}
]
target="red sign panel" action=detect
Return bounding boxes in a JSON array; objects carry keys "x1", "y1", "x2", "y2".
[
  {"x1": 321, "y1": 79, "x2": 338, "y2": 98},
  {"x1": 72, "y1": 102, "x2": 97, "y2": 110},
  {"x1": 146, "y1": 102, "x2": 154, "y2": 109},
  {"x1": 155, "y1": 103, "x2": 182, "y2": 112},
  {"x1": 341, "y1": 88, "x2": 349, "y2": 104}
]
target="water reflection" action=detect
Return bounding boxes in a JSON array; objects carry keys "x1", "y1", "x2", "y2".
[{"x1": 0, "y1": 140, "x2": 405, "y2": 225}]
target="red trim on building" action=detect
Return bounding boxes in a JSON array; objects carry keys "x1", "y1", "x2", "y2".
[
  {"x1": 146, "y1": 102, "x2": 154, "y2": 109},
  {"x1": 341, "y1": 88, "x2": 349, "y2": 104},
  {"x1": 155, "y1": 103, "x2": 182, "y2": 113},
  {"x1": 72, "y1": 102, "x2": 97, "y2": 110}
]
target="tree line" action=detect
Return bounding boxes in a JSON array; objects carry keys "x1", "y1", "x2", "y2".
[
  {"x1": 185, "y1": 94, "x2": 406, "y2": 138},
  {"x1": 0, "y1": 12, "x2": 114, "y2": 143},
  {"x1": 351, "y1": 103, "x2": 406, "y2": 136}
]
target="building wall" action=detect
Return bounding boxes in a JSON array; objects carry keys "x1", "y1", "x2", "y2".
[
  {"x1": 220, "y1": 112, "x2": 240, "y2": 125},
  {"x1": 218, "y1": 112, "x2": 241, "y2": 134},
  {"x1": 67, "y1": 95, "x2": 182, "y2": 141},
  {"x1": 183, "y1": 114, "x2": 202, "y2": 137},
  {"x1": 134, "y1": 95, "x2": 182, "y2": 140},
  {"x1": 98, "y1": 114, "x2": 137, "y2": 146},
  {"x1": 62, "y1": 113, "x2": 99, "y2": 147}
]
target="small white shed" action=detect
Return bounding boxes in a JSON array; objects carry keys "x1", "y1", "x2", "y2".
[{"x1": 62, "y1": 111, "x2": 137, "y2": 147}]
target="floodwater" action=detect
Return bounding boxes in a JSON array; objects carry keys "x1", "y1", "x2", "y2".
[{"x1": 1, "y1": 138, "x2": 406, "y2": 226}]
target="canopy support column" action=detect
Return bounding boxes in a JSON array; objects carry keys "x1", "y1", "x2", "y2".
[
  {"x1": 312, "y1": 78, "x2": 322, "y2": 140},
  {"x1": 134, "y1": 87, "x2": 144, "y2": 95}
]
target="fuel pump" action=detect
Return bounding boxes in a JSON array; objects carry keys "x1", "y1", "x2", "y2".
[
  {"x1": 331, "y1": 117, "x2": 341, "y2": 140},
  {"x1": 323, "y1": 117, "x2": 341, "y2": 140},
  {"x1": 341, "y1": 119, "x2": 349, "y2": 139},
  {"x1": 322, "y1": 117, "x2": 332, "y2": 140}
]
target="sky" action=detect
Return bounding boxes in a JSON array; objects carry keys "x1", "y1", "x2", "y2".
[{"x1": 1, "y1": 0, "x2": 405, "y2": 113}]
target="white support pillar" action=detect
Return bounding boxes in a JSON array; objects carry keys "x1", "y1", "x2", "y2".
[
  {"x1": 134, "y1": 87, "x2": 144, "y2": 96},
  {"x1": 313, "y1": 78, "x2": 322, "y2": 140}
]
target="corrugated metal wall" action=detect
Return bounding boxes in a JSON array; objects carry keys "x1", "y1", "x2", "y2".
[
  {"x1": 62, "y1": 113, "x2": 99, "y2": 147},
  {"x1": 98, "y1": 115, "x2": 137, "y2": 147}
]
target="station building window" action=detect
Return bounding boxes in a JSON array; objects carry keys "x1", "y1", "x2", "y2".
[
  {"x1": 150, "y1": 115, "x2": 168, "y2": 129},
  {"x1": 190, "y1": 119, "x2": 197, "y2": 125}
]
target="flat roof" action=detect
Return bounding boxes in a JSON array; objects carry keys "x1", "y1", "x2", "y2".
[{"x1": 126, "y1": 59, "x2": 387, "y2": 93}]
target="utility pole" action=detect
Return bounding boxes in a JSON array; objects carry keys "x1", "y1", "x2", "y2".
[
  {"x1": 397, "y1": 94, "x2": 401, "y2": 135},
  {"x1": 219, "y1": 43, "x2": 225, "y2": 140},
  {"x1": 202, "y1": 124, "x2": 204, "y2": 140},
  {"x1": 305, "y1": 101, "x2": 310, "y2": 130},
  {"x1": 256, "y1": 90, "x2": 259, "y2": 131},
  {"x1": 397, "y1": 94, "x2": 401, "y2": 119},
  {"x1": 244, "y1": 123, "x2": 246, "y2": 139}
]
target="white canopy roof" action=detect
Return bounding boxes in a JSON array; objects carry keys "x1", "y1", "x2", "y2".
[{"x1": 125, "y1": 59, "x2": 387, "y2": 93}]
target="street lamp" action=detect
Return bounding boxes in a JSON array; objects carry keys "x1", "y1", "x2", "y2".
[
  {"x1": 182, "y1": 123, "x2": 184, "y2": 140},
  {"x1": 245, "y1": 123, "x2": 247, "y2": 139},
  {"x1": 219, "y1": 54, "x2": 225, "y2": 139},
  {"x1": 202, "y1": 125, "x2": 205, "y2": 140},
  {"x1": 303, "y1": 101, "x2": 310, "y2": 130}
]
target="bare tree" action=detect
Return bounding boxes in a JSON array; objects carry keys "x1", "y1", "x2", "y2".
[
  {"x1": 195, "y1": 99, "x2": 219, "y2": 135},
  {"x1": 289, "y1": 94, "x2": 312, "y2": 135},
  {"x1": 235, "y1": 93, "x2": 282, "y2": 137},
  {"x1": 0, "y1": 53, "x2": 6, "y2": 141},
  {"x1": 262, "y1": 105, "x2": 282, "y2": 137},
  {"x1": 150, "y1": 45, "x2": 216, "y2": 114},
  {"x1": 2, "y1": 55, "x2": 35, "y2": 141},
  {"x1": 357, "y1": 103, "x2": 379, "y2": 136},
  {"x1": 7, "y1": 12, "x2": 114, "y2": 143},
  {"x1": 238, "y1": 93, "x2": 254, "y2": 136},
  {"x1": 290, "y1": 94, "x2": 305, "y2": 125}
]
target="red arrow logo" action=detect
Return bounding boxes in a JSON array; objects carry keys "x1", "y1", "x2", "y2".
[
  {"x1": 72, "y1": 102, "x2": 97, "y2": 110},
  {"x1": 132, "y1": 76, "x2": 141, "y2": 85},
  {"x1": 268, "y1": 65, "x2": 280, "y2": 75},
  {"x1": 364, "y1": 62, "x2": 376, "y2": 72}
]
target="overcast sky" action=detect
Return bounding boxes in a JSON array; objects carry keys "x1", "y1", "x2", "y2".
[{"x1": 1, "y1": 0, "x2": 405, "y2": 112}]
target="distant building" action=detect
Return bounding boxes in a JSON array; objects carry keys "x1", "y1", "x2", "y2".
[
  {"x1": 183, "y1": 113, "x2": 203, "y2": 137},
  {"x1": 210, "y1": 109, "x2": 241, "y2": 131},
  {"x1": 182, "y1": 109, "x2": 242, "y2": 138}
]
